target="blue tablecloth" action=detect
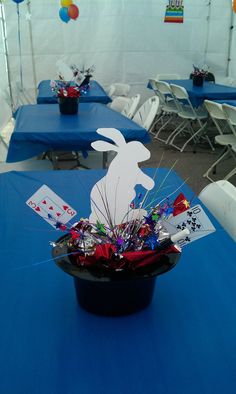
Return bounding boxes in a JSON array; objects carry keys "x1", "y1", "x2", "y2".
[
  {"x1": 7, "y1": 103, "x2": 150, "y2": 163},
  {"x1": 148, "y1": 79, "x2": 236, "y2": 107},
  {"x1": 214, "y1": 99, "x2": 236, "y2": 106},
  {"x1": 0, "y1": 168, "x2": 236, "y2": 394},
  {"x1": 37, "y1": 80, "x2": 112, "y2": 104}
]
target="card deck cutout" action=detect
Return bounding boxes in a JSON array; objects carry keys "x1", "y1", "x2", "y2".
[
  {"x1": 26, "y1": 185, "x2": 77, "y2": 229},
  {"x1": 164, "y1": 204, "x2": 216, "y2": 247}
]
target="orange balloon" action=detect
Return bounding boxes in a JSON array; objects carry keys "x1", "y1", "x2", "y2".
[
  {"x1": 68, "y1": 4, "x2": 79, "y2": 20},
  {"x1": 234, "y1": 0, "x2": 236, "y2": 13}
]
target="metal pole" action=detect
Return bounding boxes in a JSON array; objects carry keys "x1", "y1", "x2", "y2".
[
  {"x1": 203, "y1": 1, "x2": 212, "y2": 66},
  {"x1": 16, "y1": 3, "x2": 23, "y2": 90},
  {"x1": 0, "y1": 1, "x2": 14, "y2": 113},
  {"x1": 226, "y1": 1, "x2": 235, "y2": 77},
  {"x1": 26, "y1": 0, "x2": 37, "y2": 99}
]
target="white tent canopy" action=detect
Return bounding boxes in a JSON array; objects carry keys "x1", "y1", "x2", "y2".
[{"x1": 0, "y1": 0, "x2": 235, "y2": 130}]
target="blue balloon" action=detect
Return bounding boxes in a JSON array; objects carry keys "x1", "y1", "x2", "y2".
[
  {"x1": 59, "y1": 7, "x2": 71, "y2": 23},
  {"x1": 12, "y1": 0, "x2": 25, "y2": 3}
]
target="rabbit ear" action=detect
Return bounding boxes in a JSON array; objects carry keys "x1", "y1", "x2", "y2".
[
  {"x1": 91, "y1": 140, "x2": 118, "y2": 152},
  {"x1": 96, "y1": 128, "x2": 126, "y2": 147}
]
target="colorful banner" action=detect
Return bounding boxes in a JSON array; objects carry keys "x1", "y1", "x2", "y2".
[{"x1": 164, "y1": 1, "x2": 184, "y2": 24}]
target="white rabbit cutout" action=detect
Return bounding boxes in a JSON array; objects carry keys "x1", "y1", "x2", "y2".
[{"x1": 89, "y1": 128, "x2": 155, "y2": 226}]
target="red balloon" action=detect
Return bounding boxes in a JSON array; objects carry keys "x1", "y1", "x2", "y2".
[{"x1": 68, "y1": 4, "x2": 79, "y2": 20}]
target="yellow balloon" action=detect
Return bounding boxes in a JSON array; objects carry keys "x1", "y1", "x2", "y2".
[{"x1": 61, "y1": 0, "x2": 73, "y2": 7}]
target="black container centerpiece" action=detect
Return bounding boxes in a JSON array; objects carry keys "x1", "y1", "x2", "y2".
[
  {"x1": 192, "y1": 74, "x2": 204, "y2": 87},
  {"x1": 191, "y1": 65, "x2": 208, "y2": 87},
  {"x1": 52, "y1": 234, "x2": 181, "y2": 316},
  {"x1": 58, "y1": 96, "x2": 79, "y2": 115}
]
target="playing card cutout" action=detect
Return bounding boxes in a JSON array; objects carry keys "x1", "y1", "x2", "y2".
[
  {"x1": 26, "y1": 185, "x2": 77, "y2": 229},
  {"x1": 164, "y1": 204, "x2": 216, "y2": 247}
]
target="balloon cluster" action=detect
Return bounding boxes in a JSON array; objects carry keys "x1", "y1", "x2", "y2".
[{"x1": 59, "y1": 0, "x2": 79, "y2": 23}]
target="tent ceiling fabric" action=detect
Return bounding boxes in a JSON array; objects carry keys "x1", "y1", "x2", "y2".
[{"x1": 0, "y1": 0, "x2": 235, "y2": 129}]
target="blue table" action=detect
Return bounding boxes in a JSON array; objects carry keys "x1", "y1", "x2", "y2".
[
  {"x1": 215, "y1": 99, "x2": 236, "y2": 106},
  {"x1": 0, "y1": 168, "x2": 236, "y2": 394},
  {"x1": 148, "y1": 79, "x2": 236, "y2": 107},
  {"x1": 6, "y1": 103, "x2": 150, "y2": 163},
  {"x1": 37, "y1": 80, "x2": 112, "y2": 105}
]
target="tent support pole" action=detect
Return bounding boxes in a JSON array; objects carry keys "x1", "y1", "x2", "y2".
[
  {"x1": 0, "y1": 2, "x2": 14, "y2": 113},
  {"x1": 226, "y1": 2, "x2": 235, "y2": 77},
  {"x1": 27, "y1": 1, "x2": 37, "y2": 100}
]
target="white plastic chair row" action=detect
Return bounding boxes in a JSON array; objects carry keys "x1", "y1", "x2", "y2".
[
  {"x1": 199, "y1": 180, "x2": 236, "y2": 242},
  {"x1": 110, "y1": 94, "x2": 141, "y2": 119},
  {"x1": 149, "y1": 80, "x2": 213, "y2": 152},
  {"x1": 108, "y1": 83, "x2": 131, "y2": 98},
  {"x1": 132, "y1": 96, "x2": 160, "y2": 131},
  {"x1": 148, "y1": 79, "x2": 179, "y2": 139},
  {"x1": 166, "y1": 84, "x2": 214, "y2": 152},
  {"x1": 203, "y1": 101, "x2": 236, "y2": 182}
]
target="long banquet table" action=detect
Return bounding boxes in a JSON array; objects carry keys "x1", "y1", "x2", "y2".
[
  {"x1": 37, "y1": 80, "x2": 112, "y2": 104},
  {"x1": 148, "y1": 79, "x2": 236, "y2": 107},
  {"x1": 6, "y1": 103, "x2": 150, "y2": 163},
  {"x1": 0, "y1": 168, "x2": 235, "y2": 394}
]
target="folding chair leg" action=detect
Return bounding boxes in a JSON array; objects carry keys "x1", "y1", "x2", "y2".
[
  {"x1": 225, "y1": 166, "x2": 236, "y2": 181},
  {"x1": 203, "y1": 147, "x2": 230, "y2": 182},
  {"x1": 154, "y1": 115, "x2": 174, "y2": 137},
  {"x1": 168, "y1": 120, "x2": 190, "y2": 149},
  {"x1": 161, "y1": 119, "x2": 186, "y2": 144},
  {"x1": 149, "y1": 112, "x2": 165, "y2": 135},
  {"x1": 170, "y1": 122, "x2": 211, "y2": 153}
]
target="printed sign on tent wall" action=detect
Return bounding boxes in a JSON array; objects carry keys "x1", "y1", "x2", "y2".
[{"x1": 164, "y1": 1, "x2": 184, "y2": 23}]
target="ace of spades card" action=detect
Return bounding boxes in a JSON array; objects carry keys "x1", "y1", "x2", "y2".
[
  {"x1": 164, "y1": 204, "x2": 216, "y2": 247},
  {"x1": 26, "y1": 185, "x2": 77, "y2": 229}
]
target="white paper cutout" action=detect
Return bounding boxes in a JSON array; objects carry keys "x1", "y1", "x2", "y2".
[
  {"x1": 89, "y1": 128, "x2": 155, "y2": 226},
  {"x1": 56, "y1": 60, "x2": 74, "y2": 82}
]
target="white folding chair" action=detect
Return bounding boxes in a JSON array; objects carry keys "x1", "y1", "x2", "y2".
[
  {"x1": 150, "y1": 80, "x2": 179, "y2": 141},
  {"x1": 0, "y1": 118, "x2": 15, "y2": 162},
  {"x1": 132, "y1": 96, "x2": 160, "y2": 131},
  {"x1": 155, "y1": 74, "x2": 180, "y2": 80},
  {"x1": 167, "y1": 84, "x2": 213, "y2": 152},
  {"x1": 108, "y1": 83, "x2": 131, "y2": 98},
  {"x1": 121, "y1": 94, "x2": 140, "y2": 119},
  {"x1": 204, "y1": 100, "x2": 230, "y2": 135},
  {"x1": 199, "y1": 180, "x2": 236, "y2": 242},
  {"x1": 109, "y1": 96, "x2": 131, "y2": 113},
  {"x1": 203, "y1": 101, "x2": 236, "y2": 181},
  {"x1": 0, "y1": 118, "x2": 53, "y2": 170},
  {"x1": 224, "y1": 143, "x2": 236, "y2": 180}
]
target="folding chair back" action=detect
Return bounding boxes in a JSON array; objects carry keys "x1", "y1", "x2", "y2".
[
  {"x1": 155, "y1": 80, "x2": 174, "y2": 96},
  {"x1": 121, "y1": 94, "x2": 140, "y2": 119},
  {"x1": 133, "y1": 96, "x2": 159, "y2": 130},
  {"x1": 110, "y1": 96, "x2": 131, "y2": 113},
  {"x1": 204, "y1": 100, "x2": 226, "y2": 120},
  {"x1": 170, "y1": 84, "x2": 189, "y2": 101},
  {"x1": 222, "y1": 104, "x2": 236, "y2": 136},
  {"x1": 204, "y1": 100, "x2": 227, "y2": 135},
  {"x1": 108, "y1": 83, "x2": 130, "y2": 98},
  {"x1": 199, "y1": 180, "x2": 236, "y2": 242},
  {"x1": 148, "y1": 79, "x2": 166, "y2": 104},
  {"x1": 170, "y1": 84, "x2": 194, "y2": 114}
]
